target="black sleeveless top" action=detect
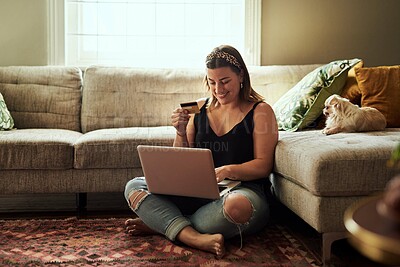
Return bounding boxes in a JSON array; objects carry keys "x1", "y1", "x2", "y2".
[{"x1": 194, "y1": 99, "x2": 263, "y2": 170}]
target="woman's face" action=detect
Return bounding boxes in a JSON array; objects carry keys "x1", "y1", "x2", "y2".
[{"x1": 206, "y1": 67, "x2": 242, "y2": 105}]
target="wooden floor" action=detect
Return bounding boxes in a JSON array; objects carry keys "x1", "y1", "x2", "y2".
[{"x1": 0, "y1": 192, "x2": 389, "y2": 267}]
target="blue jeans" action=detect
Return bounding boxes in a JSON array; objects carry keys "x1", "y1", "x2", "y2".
[{"x1": 124, "y1": 177, "x2": 270, "y2": 242}]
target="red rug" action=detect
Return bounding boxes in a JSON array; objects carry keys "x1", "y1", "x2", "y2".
[{"x1": 0, "y1": 217, "x2": 321, "y2": 266}]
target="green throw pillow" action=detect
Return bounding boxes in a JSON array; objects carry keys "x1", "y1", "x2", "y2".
[
  {"x1": 0, "y1": 92, "x2": 14, "y2": 130},
  {"x1": 273, "y1": 58, "x2": 361, "y2": 132}
]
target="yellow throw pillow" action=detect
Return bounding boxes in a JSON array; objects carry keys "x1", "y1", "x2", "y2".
[
  {"x1": 340, "y1": 60, "x2": 364, "y2": 105},
  {"x1": 356, "y1": 65, "x2": 400, "y2": 127}
]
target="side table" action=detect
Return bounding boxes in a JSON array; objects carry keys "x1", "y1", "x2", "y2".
[{"x1": 344, "y1": 194, "x2": 400, "y2": 265}]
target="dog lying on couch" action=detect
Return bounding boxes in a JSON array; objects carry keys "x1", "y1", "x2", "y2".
[{"x1": 322, "y1": 94, "x2": 386, "y2": 135}]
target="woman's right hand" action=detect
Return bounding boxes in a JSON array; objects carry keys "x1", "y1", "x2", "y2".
[{"x1": 171, "y1": 108, "x2": 190, "y2": 136}]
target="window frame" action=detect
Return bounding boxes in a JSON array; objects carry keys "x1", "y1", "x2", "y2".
[{"x1": 48, "y1": 0, "x2": 261, "y2": 67}]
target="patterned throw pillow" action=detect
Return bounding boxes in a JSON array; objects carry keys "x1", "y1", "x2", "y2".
[
  {"x1": 273, "y1": 59, "x2": 361, "y2": 132},
  {"x1": 0, "y1": 92, "x2": 14, "y2": 130}
]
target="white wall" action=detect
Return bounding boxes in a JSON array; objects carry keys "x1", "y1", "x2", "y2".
[{"x1": 261, "y1": 0, "x2": 400, "y2": 66}]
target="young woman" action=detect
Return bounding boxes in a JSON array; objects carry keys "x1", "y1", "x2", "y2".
[{"x1": 124, "y1": 45, "x2": 278, "y2": 258}]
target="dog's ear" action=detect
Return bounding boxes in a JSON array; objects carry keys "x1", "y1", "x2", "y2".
[
  {"x1": 332, "y1": 95, "x2": 342, "y2": 103},
  {"x1": 331, "y1": 95, "x2": 341, "y2": 105},
  {"x1": 324, "y1": 97, "x2": 332, "y2": 106},
  {"x1": 333, "y1": 102, "x2": 342, "y2": 112},
  {"x1": 325, "y1": 94, "x2": 338, "y2": 106}
]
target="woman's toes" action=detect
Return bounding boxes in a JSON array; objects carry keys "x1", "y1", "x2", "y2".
[{"x1": 125, "y1": 218, "x2": 135, "y2": 226}]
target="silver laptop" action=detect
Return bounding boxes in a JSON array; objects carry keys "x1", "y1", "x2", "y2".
[{"x1": 137, "y1": 145, "x2": 241, "y2": 199}]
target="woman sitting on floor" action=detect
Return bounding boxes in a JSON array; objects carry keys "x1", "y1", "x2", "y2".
[{"x1": 124, "y1": 44, "x2": 279, "y2": 258}]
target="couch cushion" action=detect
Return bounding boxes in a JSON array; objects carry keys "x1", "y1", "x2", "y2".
[
  {"x1": 274, "y1": 129, "x2": 400, "y2": 197},
  {"x1": 81, "y1": 66, "x2": 207, "y2": 133},
  {"x1": 356, "y1": 65, "x2": 400, "y2": 128},
  {"x1": 74, "y1": 126, "x2": 175, "y2": 169},
  {"x1": 0, "y1": 129, "x2": 82, "y2": 169},
  {"x1": 0, "y1": 66, "x2": 83, "y2": 131}
]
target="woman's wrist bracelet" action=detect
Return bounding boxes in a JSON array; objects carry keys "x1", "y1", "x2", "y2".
[{"x1": 176, "y1": 131, "x2": 186, "y2": 137}]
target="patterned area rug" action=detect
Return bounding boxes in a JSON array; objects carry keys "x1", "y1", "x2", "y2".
[{"x1": 0, "y1": 217, "x2": 321, "y2": 266}]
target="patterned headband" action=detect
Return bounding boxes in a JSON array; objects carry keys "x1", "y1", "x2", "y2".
[{"x1": 206, "y1": 51, "x2": 241, "y2": 69}]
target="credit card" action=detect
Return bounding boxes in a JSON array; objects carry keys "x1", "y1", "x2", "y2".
[{"x1": 180, "y1": 98, "x2": 207, "y2": 114}]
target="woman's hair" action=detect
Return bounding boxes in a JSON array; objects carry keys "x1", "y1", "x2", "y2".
[{"x1": 204, "y1": 45, "x2": 264, "y2": 107}]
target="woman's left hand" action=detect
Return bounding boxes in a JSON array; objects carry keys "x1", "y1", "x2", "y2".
[{"x1": 215, "y1": 166, "x2": 233, "y2": 183}]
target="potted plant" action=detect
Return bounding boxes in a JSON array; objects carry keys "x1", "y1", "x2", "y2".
[
  {"x1": 379, "y1": 143, "x2": 400, "y2": 222},
  {"x1": 388, "y1": 143, "x2": 400, "y2": 169}
]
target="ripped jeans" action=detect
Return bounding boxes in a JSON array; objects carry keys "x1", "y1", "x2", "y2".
[{"x1": 124, "y1": 177, "x2": 270, "y2": 242}]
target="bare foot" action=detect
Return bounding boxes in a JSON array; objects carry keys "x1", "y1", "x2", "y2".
[
  {"x1": 125, "y1": 218, "x2": 157, "y2": 236},
  {"x1": 177, "y1": 227, "x2": 225, "y2": 258},
  {"x1": 196, "y1": 233, "x2": 225, "y2": 258}
]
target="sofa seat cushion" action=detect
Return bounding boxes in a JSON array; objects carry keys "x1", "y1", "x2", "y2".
[
  {"x1": 74, "y1": 126, "x2": 175, "y2": 169},
  {"x1": 0, "y1": 129, "x2": 82, "y2": 169},
  {"x1": 274, "y1": 129, "x2": 400, "y2": 197}
]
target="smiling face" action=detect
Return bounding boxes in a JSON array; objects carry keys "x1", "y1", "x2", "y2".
[{"x1": 206, "y1": 66, "x2": 243, "y2": 105}]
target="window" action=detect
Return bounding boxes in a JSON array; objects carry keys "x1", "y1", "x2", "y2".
[{"x1": 48, "y1": 0, "x2": 261, "y2": 68}]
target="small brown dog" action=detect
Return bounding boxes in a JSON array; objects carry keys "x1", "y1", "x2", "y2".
[{"x1": 322, "y1": 94, "x2": 386, "y2": 135}]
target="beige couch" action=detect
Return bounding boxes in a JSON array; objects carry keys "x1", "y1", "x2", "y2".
[{"x1": 1, "y1": 65, "x2": 399, "y2": 262}]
